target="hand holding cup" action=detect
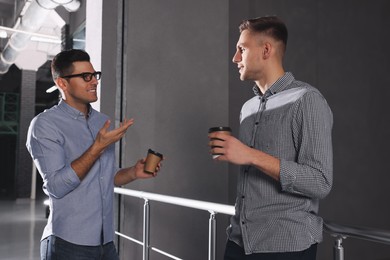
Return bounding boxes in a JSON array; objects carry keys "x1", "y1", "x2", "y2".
[
  {"x1": 144, "y1": 149, "x2": 163, "y2": 174},
  {"x1": 208, "y1": 126, "x2": 232, "y2": 159}
]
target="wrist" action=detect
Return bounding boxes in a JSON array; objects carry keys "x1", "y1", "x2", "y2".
[
  {"x1": 90, "y1": 142, "x2": 104, "y2": 157},
  {"x1": 130, "y1": 166, "x2": 138, "y2": 181},
  {"x1": 247, "y1": 147, "x2": 259, "y2": 166}
]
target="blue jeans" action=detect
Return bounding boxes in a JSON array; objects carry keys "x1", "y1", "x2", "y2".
[{"x1": 40, "y1": 236, "x2": 120, "y2": 260}]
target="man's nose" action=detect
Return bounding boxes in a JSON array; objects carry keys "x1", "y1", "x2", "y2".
[{"x1": 232, "y1": 51, "x2": 241, "y2": 63}]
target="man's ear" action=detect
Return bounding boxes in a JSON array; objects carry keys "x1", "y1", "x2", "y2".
[
  {"x1": 262, "y1": 42, "x2": 272, "y2": 59},
  {"x1": 55, "y1": 77, "x2": 67, "y2": 92}
]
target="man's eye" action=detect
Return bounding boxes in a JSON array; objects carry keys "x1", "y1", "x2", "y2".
[{"x1": 239, "y1": 47, "x2": 245, "y2": 53}]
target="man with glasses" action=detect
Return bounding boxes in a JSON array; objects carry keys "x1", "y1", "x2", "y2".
[{"x1": 26, "y1": 49, "x2": 159, "y2": 260}]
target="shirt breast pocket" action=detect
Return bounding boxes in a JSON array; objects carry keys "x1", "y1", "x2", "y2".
[{"x1": 256, "y1": 113, "x2": 289, "y2": 155}]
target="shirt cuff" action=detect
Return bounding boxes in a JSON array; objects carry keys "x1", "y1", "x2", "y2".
[
  {"x1": 63, "y1": 165, "x2": 81, "y2": 189},
  {"x1": 279, "y1": 159, "x2": 296, "y2": 192}
]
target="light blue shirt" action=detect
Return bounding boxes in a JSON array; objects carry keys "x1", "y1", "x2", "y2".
[{"x1": 26, "y1": 100, "x2": 118, "y2": 246}]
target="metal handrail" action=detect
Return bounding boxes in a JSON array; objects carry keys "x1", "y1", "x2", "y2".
[
  {"x1": 114, "y1": 187, "x2": 234, "y2": 260},
  {"x1": 115, "y1": 188, "x2": 235, "y2": 215},
  {"x1": 324, "y1": 220, "x2": 390, "y2": 245},
  {"x1": 323, "y1": 220, "x2": 390, "y2": 260},
  {"x1": 114, "y1": 187, "x2": 390, "y2": 260}
]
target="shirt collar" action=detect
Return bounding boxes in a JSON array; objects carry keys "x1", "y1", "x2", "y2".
[
  {"x1": 58, "y1": 99, "x2": 93, "y2": 119},
  {"x1": 252, "y1": 72, "x2": 295, "y2": 98}
]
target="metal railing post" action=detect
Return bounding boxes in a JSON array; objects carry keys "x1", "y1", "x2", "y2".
[
  {"x1": 143, "y1": 199, "x2": 150, "y2": 260},
  {"x1": 208, "y1": 212, "x2": 216, "y2": 260},
  {"x1": 333, "y1": 236, "x2": 344, "y2": 260}
]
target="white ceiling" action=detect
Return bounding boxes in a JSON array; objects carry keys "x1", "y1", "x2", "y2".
[{"x1": 0, "y1": 0, "x2": 64, "y2": 71}]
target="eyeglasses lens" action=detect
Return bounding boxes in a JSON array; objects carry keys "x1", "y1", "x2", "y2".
[{"x1": 83, "y1": 72, "x2": 101, "y2": 82}]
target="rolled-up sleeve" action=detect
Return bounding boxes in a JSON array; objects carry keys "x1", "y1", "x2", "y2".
[
  {"x1": 26, "y1": 116, "x2": 81, "y2": 198},
  {"x1": 280, "y1": 91, "x2": 333, "y2": 199}
]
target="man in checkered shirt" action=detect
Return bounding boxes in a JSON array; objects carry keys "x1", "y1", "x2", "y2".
[{"x1": 208, "y1": 16, "x2": 333, "y2": 260}]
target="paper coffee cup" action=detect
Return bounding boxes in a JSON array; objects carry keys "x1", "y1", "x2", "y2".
[
  {"x1": 208, "y1": 126, "x2": 232, "y2": 159},
  {"x1": 144, "y1": 149, "x2": 163, "y2": 174}
]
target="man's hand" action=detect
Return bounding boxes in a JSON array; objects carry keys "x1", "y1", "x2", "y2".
[
  {"x1": 134, "y1": 158, "x2": 162, "y2": 179},
  {"x1": 208, "y1": 132, "x2": 253, "y2": 165},
  {"x1": 114, "y1": 158, "x2": 163, "y2": 186},
  {"x1": 208, "y1": 132, "x2": 280, "y2": 181},
  {"x1": 72, "y1": 118, "x2": 134, "y2": 180},
  {"x1": 94, "y1": 118, "x2": 134, "y2": 153}
]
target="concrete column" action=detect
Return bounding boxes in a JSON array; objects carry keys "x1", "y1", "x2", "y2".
[{"x1": 15, "y1": 69, "x2": 36, "y2": 198}]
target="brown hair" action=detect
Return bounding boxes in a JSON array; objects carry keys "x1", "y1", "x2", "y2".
[
  {"x1": 239, "y1": 16, "x2": 288, "y2": 54},
  {"x1": 51, "y1": 49, "x2": 90, "y2": 80}
]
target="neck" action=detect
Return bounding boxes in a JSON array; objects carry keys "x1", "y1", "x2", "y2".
[
  {"x1": 255, "y1": 67, "x2": 285, "y2": 94},
  {"x1": 63, "y1": 99, "x2": 89, "y2": 116}
]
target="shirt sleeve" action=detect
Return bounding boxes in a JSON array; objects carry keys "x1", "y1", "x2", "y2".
[
  {"x1": 26, "y1": 116, "x2": 81, "y2": 199},
  {"x1": 279, "y1": 90, "x2": 333, "y2": 199}
]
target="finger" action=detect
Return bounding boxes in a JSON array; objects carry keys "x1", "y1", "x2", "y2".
[
  {"x1": 119, "y1": 119, "x2": 134, "y2": 134},
  {"x1": 121, "y1": 118, "x2": 134, "y2": 128},
  {"x1": 208, "y1": 132, "x2": 227, "y2": 140},
  {"x1": 100, "y1": 120, "x2": 111, "y2": 134},
  {"x1": 211, "y1": 147, "x2": 224, "y2": 156},
  {"x1": 209, "y1": 139, "x2": 224, "y2": 148},
  {"x1": 112, "y1": 119, "x2": 134, "y2": 136},
  {"x1": 155, "y1": 164, "x2": 162, "y2": 172}
]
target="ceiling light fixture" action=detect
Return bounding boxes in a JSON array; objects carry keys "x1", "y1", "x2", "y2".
[
  {"x1": 46, "y1": 85, "x2": 58, "y2": 93},
  {"x1": 0, "y1": 25, "x2": 60, "y2": 41},
  {"x1": 31, "y1": 36, "x2": 61, "y2": 44},
  {"x1": 19, "y1": 0, "x2": 32, "y2": 16}
]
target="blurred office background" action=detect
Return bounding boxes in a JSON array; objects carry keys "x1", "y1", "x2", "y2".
[{"x1": 0, "y1": 0, "x2": 389, "y2": 259}]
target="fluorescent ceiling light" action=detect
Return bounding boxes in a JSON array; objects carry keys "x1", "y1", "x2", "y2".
[
  {"x1": 0, "y1": 25, "x2": 60, "y2": 40},
  {"x1": 31, "y1": 36, "x2": 61, "y2": 44},
  {"x1": 46, "y1": 85, "x2": 58, "y2": 93},
  {"x1": 20, "y1": 1, "x2": 32, "y2": 16}
]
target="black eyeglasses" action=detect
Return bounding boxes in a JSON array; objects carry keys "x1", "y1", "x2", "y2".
[{"x1": 61, "y1": 71, "x2": 102, "y2": 82}]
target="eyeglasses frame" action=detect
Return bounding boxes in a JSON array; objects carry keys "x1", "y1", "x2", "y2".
[{"x1": 61, "y1": 71, "x2": 102, "y2": 82}]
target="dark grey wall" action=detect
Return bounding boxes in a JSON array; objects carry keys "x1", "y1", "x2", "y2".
[
  {"x1": 317, "y1": 1, "x2": 390, "y2": 259},
  {"x1": 229, "y1": 1, "x2": 390, "y2": 260},
  {"x1": 118, "y1": 1, "x2": 230, "y2": 259},
  {"x1": 98, "y1": 0, "x2": 390, "y2": 259}
]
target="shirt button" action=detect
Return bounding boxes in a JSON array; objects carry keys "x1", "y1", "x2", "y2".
[
  {"x1": 242, "y1": 221, "x2": 245, "y2": 225},
  {"x1": 255, "y1": 122, "x2": 259, "y2": 125},
  {"x1": 241, "y1": 195, "x2": 245, "y2": 199}
]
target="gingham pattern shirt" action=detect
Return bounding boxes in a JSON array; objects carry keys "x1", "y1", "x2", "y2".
[{"x1": 227, "y1": 72, "x2": 333, "y2": 254}]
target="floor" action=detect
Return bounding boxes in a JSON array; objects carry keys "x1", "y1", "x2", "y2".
[{"x1": 0, "y1": 198, "x2": 47, "y2": 260}]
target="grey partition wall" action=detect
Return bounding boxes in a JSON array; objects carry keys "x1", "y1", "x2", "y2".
[
  {"x1": 99, "y1": 0, "x2": 390, "y2": 259},
  {"x1": 118, "y1": 1, "x2": 230, "y2": 259}
]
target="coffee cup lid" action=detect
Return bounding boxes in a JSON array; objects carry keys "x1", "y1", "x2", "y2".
[
  {"x1": 148, "y1": 149, "x2": 163, "y2": 158},
  {"x1": 208, "y1": 126, "x2": 232, "y2": 133}
]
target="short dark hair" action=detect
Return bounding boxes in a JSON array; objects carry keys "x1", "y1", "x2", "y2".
[
  {"x1": 51, "y1": 49, "x2": 90, "y2": 80},
  {"x1": 239, "y1": 16, "x2": 288, "y2": 53}
]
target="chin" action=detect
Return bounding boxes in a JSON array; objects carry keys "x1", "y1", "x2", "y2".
[{"x1": 240, "y1": 75, "x2": 247, "y2": 81}]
